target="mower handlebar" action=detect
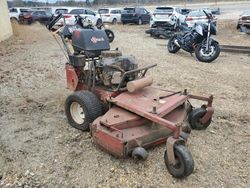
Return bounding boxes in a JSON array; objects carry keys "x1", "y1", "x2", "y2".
[{"x1": 46, "y1": 13, "x2": 63, "y2": 31}]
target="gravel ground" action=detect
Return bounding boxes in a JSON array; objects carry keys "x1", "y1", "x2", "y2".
[{"x1": 0, "y1": 18, "x2": 250, "y2": 187}]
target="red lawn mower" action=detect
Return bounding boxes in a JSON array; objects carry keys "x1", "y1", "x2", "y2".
[{"x1": 47, "y1": 14, "x2": 214, "y2": 178}]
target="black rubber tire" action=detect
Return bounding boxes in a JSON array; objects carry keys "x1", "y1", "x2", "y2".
[
  {"x1": 138, "y1": 18, "x2": 142, "y2": 25},
  {"x1": 188, "y1": 108, "x2": 212, "y2": 130},
  {"x1": 112, "y1": 18, "x2": 117, "y2": 25},
  {"x1": 236, "y1": 23, "x2": 240, "y2": 30},
  {"x1": 164, "y1": 144, "x2": 194, "y2": 178},
  {"x1": 195, "y1": 42, "x2": 220, "y2": 63},
  {"x1": 168, "y1": 37, "x2": 180, "y2": 53},
  {"x1": 180, "y1": 132, "x2": 189, "y2": 142},
  {"x1": 132, "y1": 147, "x2": 148, "y2": 160},
  {"x1": 10, "y1": 17, "x2": 19, "y2": 24},
  {"x1": 65, "y1": 91, "x2": 103, "y2": 131},
  {"x1": 105, "y1": 29, "x2": 115, "y2": 43}
]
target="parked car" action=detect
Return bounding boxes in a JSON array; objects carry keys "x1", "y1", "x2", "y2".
[
  {"x1": 150, "y1": 6, "x2": 186, "y2": 28},
  {"x1": 185, "y1": 9, "x2": 217, "y2": 28},
  {"x1": 181, "y1": 8, "x2": 192, "y2": 16},
  {"x1": 56, "y1": 8, "x2": 102, "y2": 27},
  {"x1": 121, "y1": 7, "x2": 151, "y2": 25},
  {"x1": 211, "y1": 7, "x2": 220, "y2": 15},
  {"x1": 9, "y1": 7, "x2": 31, "y2": 22},
  {"x1": 237, "y1": 11, "x2": 250, "y2": 29},
  {"x1": 98, "y1": 8, "x2": 122, "y2": 24},
  {"x1": 19, "y1": 10, "x2": 52, "y2": 25}
]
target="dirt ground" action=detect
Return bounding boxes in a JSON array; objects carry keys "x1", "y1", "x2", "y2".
[{"x1": 0, "y1": 18, "x2": 250, "y2": 188}]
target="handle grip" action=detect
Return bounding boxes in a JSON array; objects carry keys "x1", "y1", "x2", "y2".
[{"x1": 46, "y1": 13, "x2": 63, "y2": 30}]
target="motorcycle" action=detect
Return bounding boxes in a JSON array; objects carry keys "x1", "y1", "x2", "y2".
[{"x1": 167, "y1": 11, "x2": 220, "y2": 63}]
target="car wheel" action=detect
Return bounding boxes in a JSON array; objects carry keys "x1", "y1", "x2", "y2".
[
  {"x1": 10, "y1": 17, "x2": 18, "y2": 24},
  {"x1": 138, "y1": 18, "x2": 142, "y2": 25},
  {"x1": 112, "y1": 18, "x2": 117, "y2": 25}
]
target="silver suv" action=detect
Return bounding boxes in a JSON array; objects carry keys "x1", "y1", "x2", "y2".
[
  {"x1": 150, "y1": 6, "x2": 186, "y2": 28},
  {"x1": 9, "y1": 7, "x2": 31, "y2": 21}
]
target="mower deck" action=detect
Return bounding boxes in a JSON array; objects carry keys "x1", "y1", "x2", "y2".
[{"x1": 92, "y1": 87, "x2": 189, "y2": 158}]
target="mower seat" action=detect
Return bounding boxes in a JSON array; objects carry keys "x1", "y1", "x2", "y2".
[{"x1": 72, "y1": 29, "x2": 110, "y2": 58}]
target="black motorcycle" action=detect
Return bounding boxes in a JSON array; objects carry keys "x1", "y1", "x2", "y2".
[{"x1": 167, "y1": 11, "x2": 220, "y2": 63}]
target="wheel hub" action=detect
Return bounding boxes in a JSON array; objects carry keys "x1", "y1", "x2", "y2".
[
  {"x1": 200, "y1": 46, "x2": 215, "y2": 57},
  {"x1": 70, "y1": 102, "x2": 85, "y2": 124}
]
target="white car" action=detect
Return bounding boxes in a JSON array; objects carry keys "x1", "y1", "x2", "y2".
[
  {"x1": 185, "y1": 9, "x2": 217, "y2": 28},
  {"x1": 9, "y1": 7, "x2": 31, "y2": 21},
  {"x1": 150, "y1": 6, "x2": 186, "y2": 28},
  {"x1": 98, "y1": 8, "x2": 122, "y2": 24},
  {"x1": 57, "y1": 8, "x2": 102, "y2": 27}
]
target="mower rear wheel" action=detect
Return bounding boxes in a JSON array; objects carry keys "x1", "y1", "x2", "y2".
[
  {"x1": 132, "y1": 147, "x2": 148, "y2": 160},
  {"x1": 65, "y1": 91, "x2": 103, "y2": 131},
  {"x1": 188, "y1": 108, "x2": 212, "y2": 130},
  {"x1": 164, "y1": 144, "x2": 194, "y2": 178}
]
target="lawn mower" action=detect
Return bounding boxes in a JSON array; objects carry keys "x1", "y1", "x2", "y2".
[{"x1": 47, "y1": 14, "x2": 214, "y2": 178}]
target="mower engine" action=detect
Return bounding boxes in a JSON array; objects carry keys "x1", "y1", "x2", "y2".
[{"x1": 100, "y1": 56, "x2": 138, "y2": 88}]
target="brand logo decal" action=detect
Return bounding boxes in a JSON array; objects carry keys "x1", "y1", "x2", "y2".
[{"x1": 91, "y1": 37, "x2": 105, "y2": 44}]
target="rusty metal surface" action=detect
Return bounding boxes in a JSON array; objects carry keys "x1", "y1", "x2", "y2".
[
  {"x1": 92, "y1": 116, "x2": 173, "y2": 158},
  {"x1": 65, "y1": 64, "x2": 78, "y2": 91},
  {"x1": 92, "y1": 117, "x2": 126, "y2": 157},
  {"x1": 201, "y1": 107, "x2": 214, "y2": 124},
  {"x1": 100, "y1": 106, "x2": 141, "y2": 128},
  {"x1": 91, "y1": 86, "x2": 214, "y2": 158},
  {"x1": 110, "y1": 87, "x2": 188, "y2": 132},
  {"x1": 166, "y1": 136, "x2": 177, "y2": 165},
  {"x1": 166, "y1": 136, "x2": 185, "y2": 165},
  {"x1": 189, "y1": 94, "x2": 213, "y2": 107}
]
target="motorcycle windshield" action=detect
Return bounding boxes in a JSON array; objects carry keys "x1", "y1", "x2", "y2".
[
  {"x1": 195, "y1": 24, "x2": 203, "y2": 36},
  {"x1": 210, "y1": 23, "x2": 217, "y2": 35}
]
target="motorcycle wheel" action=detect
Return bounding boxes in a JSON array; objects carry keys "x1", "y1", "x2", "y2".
[
  {"x1": 105, "y1": 29, "x2": 115, "y2": 43},
  {"x1": 195, "y1": 42, "x2": 220, "y2": 63},
  {"x1": 167, "y1": 37, "x2": 180, "y2": 53}
]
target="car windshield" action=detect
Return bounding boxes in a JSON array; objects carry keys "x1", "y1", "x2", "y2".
[
  {"x1": 55, "y1": 9, "x2": 68, "y2": 14},
  {"x1": 123, "y1": 8, "x2": 135, "y2": 13},
  {"x1": 188, "y1": 11, "x2": 206, "y2": 17},
  {"x1": 20, "y1": 9, "x2": 30, "y2": 13},
  {"x1": 98, "y1": 9, "x2": 109, "y2": 14},
  {"x1": 69, "y1": 9, "x2": 84, "y2": 14},
  {"x1": 155, "y1": 7, "x2": 173, "y2": 13}
]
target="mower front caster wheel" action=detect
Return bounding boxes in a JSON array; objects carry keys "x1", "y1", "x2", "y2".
[
  {"x1": 188, "y1": 108, "x2": 212, "y2": 130},
  {"x1": 65, "y1": 91, "x2": 103, "y2": 131},
  {"x1": 164, "y1": 144, "x2": 194, "y2": 178},
  {"x1": 132, "y1": 147, "x2": 148, "y2": 160}
]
